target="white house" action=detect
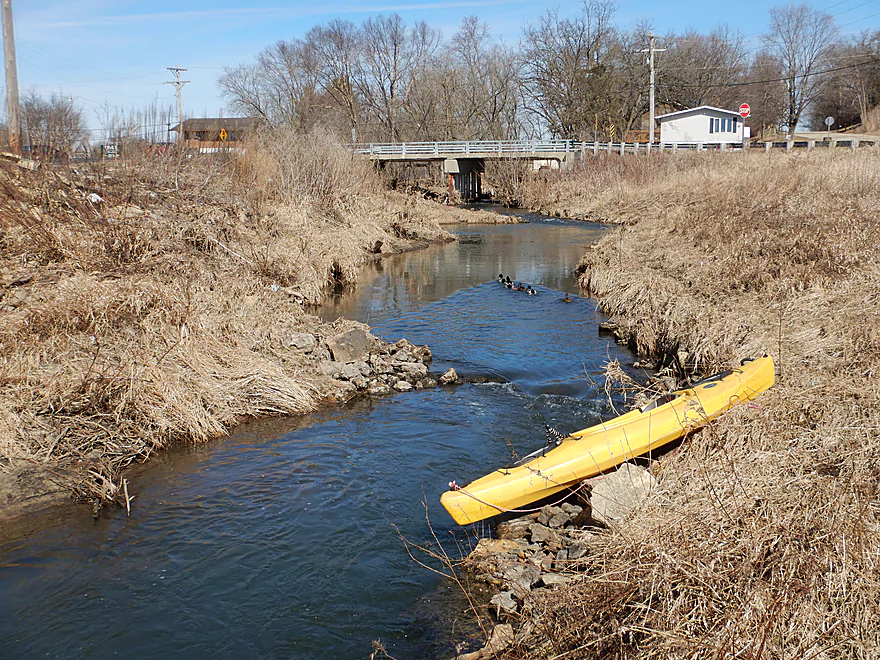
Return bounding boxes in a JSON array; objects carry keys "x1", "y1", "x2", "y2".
[{"x1": 656, "y1": 106, "x2": 750, "y2": 144}]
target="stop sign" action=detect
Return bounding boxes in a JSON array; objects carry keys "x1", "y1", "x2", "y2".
[{"x1": 739, "y1": 103, "x2": 751, "y2": 118}]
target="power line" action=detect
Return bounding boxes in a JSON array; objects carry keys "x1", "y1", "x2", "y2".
[{"x1": 672, "y1": 56, "x2": 880, "y2": 89}]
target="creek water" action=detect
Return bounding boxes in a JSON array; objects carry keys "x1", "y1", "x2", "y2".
[{"x1": 0, "y1": 206, "x2": 637, "y2": 659}]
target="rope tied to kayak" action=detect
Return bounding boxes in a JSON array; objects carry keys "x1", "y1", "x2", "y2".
[{"x1": 447, "y1": 478, "x2": 592, "y2": 516}]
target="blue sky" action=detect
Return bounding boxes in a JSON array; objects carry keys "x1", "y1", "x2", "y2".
[{"x1": 11, "y1": 0, "x2": 880, "y2": 136}]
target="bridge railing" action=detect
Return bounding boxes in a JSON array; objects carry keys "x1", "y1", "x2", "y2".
[{"x1": 353, "y1": 140, "x2": 584, "y2": 156}]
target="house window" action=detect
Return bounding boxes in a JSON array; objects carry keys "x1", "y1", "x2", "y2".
[{"x1": 709, "y1": 118, "x2": 714, "y2": 134}]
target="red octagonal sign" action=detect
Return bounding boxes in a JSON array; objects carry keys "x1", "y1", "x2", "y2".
[{"x1": 739, "y1": 103, "x2": 751, "y2": 118}]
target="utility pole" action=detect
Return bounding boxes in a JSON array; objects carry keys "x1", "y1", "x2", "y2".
[
  {"x1": 1, "y1": 0, "x2": 20, "y2": 155},
  {"x1": 165, "y1": 66, "x2": 189, "y2": 143},
  {"x1": 639, "y1": 34, "x2": 666, "y2": 148}
]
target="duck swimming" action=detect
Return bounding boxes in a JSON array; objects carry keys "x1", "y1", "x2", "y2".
[{"x1": 562, "y1": 293, "x2": 572, "y2": 303}]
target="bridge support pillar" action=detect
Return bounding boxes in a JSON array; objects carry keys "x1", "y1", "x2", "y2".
[{"x1": 444, "y1": 158, "x2": 484, "y2": 201}]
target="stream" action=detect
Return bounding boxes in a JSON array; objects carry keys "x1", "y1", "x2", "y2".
[{"x1": 0, "y1": 205, "x2": 637, "y2": 659}]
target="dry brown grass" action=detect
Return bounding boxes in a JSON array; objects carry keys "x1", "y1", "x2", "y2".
[
  {"x1": 502, "y1": 149, "x2": 880, "y2": 658},
  {"x1": 0, "y1": 130, "x2": 456, "y2": 511}
]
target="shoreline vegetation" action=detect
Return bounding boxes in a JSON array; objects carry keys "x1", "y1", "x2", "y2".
[
  {"x1": 460, "y1": 149, "x2": 880, "y2": 658},
  {"x1": 0, "y1": 129, "x2": 510, "y2": 520}
]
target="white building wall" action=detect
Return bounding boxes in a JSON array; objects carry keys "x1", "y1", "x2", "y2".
[{"x1": 659, "y1": 111, "x2": 744, "y2": 144}]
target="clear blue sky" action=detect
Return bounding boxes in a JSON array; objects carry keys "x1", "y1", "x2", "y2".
[{"x1": 11, "y1": 0, "x2": 880, "y2": 136}]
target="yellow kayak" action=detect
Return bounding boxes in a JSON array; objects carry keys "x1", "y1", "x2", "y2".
[{"x1": 440, "y1": 355, "x2": 775, "y2": 525}]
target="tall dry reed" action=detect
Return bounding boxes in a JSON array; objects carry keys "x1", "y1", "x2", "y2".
[{"x1": 0, "y1": 129, "x2": 454, "y2": 511}]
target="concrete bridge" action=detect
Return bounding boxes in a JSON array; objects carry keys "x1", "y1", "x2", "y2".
[
  {"x1": 353, "y1": 137, "x2": 880, "y2": 200},
  {"x1": 354, "y1": 140, "x2": 579, "y2": 200}
]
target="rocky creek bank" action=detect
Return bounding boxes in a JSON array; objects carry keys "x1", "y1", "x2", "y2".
[{"x1": 451, "y1": 463, "x2": 655, "y2": 660}]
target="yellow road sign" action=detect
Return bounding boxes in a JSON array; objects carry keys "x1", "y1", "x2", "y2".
[{"x1": 219, "y1": 128, "x2": 228, "y2": 142}]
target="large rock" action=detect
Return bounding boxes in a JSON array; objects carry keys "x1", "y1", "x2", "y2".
[
  {"x1": 285, "y1": 332, "x2": 316, "y2": 353},
  {"x1": 396, "y1": 362, "x2": 428, "y2": 379},
  {"x1": 439, "y1": 367, "x2": 459, "y2": 385},
  {"x1": 318, "y1": 360, "x2": 344, "y2": 379},
  {"x1": 589, "y1": 463, "x2": 655, "y2": 524},
  {"x1": 489, "y1": 591, "x2": 517, "y2": 614},
  {"x1": 326, "y1": 328, "x2": 372, "y2": 363},
  {"x1": 338, "y1": 363, "x2": 363, "y2": 381},
  {"x1": 496, "y1": 515, "x2": 537, "y2": 541}
]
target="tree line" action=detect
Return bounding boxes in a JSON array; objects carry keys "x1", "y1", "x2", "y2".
[{"x1": 219, "y1": 1, "x2": 880, "y2": 142}]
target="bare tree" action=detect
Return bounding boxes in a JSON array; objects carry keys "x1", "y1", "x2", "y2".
[
  {"x1": 21, "y1": 91, "x2": 87, "y2": 156},
  {"x1": 521, "y1": 0, "x2": 616, "y2": 138},
  {"x1": 305, "y1": 20, "x2": 363, "y2": 139},
  {"x1": 660, "y1": 26, "x2": 748, "y2": 110},
  {"x1": 357, "y1": 14, "x2": 441, "y2": 141},
  {"x1": 762, "y1": 4, "x2": 839, "y2": 130},
  {"x1": 810, "y1": 32, "x2": 880, "y2": 130},
  {"x1": 742, "y1": 51, "x2": 787, "y2": 137},
  {"x1": 219, "y1": 40, "x2": 319, "y2": 128}
]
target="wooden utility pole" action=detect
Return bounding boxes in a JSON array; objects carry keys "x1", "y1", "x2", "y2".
[
  {"x1": 2, "y1": 0, "x2": 20, "y2": 155},
  {"x1": 165, "y1": 66, "x2": 189, "y2": 143},
  {"x1": 640, "y1": 34, "x2": 666, "y2": 148}
]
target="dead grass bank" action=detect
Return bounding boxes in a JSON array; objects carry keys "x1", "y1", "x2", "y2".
[
  {"x1": 0, "y1": 130, "x2": 470, "y2": 516},
  {"x1": 504, "y1": 150, "x2": 880, "y2": 658}
]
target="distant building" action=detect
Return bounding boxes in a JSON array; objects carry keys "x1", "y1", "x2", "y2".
[
  {"x1": 170, "y1": 117, "x2": 261, "y2": 151},
  {"x1": 656, "y1": 106, "x2": 750, "y2": 145}
]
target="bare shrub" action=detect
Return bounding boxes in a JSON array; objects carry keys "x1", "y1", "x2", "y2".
[{"x1": 240, "y1": 126, "x2": 380, "y2": 215}]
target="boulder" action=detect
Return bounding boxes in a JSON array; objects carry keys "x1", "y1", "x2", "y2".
[
  {"x1": 418, "y1": 377, "x2": 437, "y2": 389},
  {"x1": 439, "y1": 368, "x2": 459, "y2": 385},
  {"x1": 326, "y1": 328, "x2": 372, "y2": 363},
  {"x1": 537, "y1": 505, "x2": 563, "y2": 526},
  {"x1": 589, "y1": 463, "x2": 655, "y2": 525},
  {"x1": 547, "y1": 511, "x2": 570, "y2": 528},
  {"x1": 393, "y1": 380, "x2": 413, "y2": 392},
  {"x1": 496, "y1": 516, "x2": 536, "y2": 541},
  {"x1": 368, "y1": 383, "x2": 391, "y2": 395},
  {"x1": 369, "y1": 354, "x2": 394, "y2": 374},
  {"x1": 489, "y1": 591, "x2": 517, "y2": 615},
  {"x1": 396, "y1": 362, "x2": 428, "y2": 379},
  {"x1": 285, "y1": 332, "x2": 316, "y2": 353},
  {"x1": 318, "y1": 361, "x2": 343, "y2": 379},
  {"x1": 529, "y1": 523, "x2": 555, "y2": 544},
  {"x1": 339, "y1": 363, "x2": 363, "y2": 381},
  {"x1": 456, "y1": 624, "x2": 515, "y2": 659}
]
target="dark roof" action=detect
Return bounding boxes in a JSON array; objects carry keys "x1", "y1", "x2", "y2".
[{"x1": 171, "y1": 117, "x2": 261, "y2": 132}]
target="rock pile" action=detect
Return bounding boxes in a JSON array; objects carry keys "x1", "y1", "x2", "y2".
[
  {"x1": 285, "y1": 321, "x2": 460, "y2": 400},
  {"x1": 461, "y1": 464, "x2": 656, "y2": 621}
]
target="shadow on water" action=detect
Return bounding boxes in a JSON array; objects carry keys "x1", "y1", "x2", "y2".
[{"x1": 0, "y1": 210, "x2": 637, "y2": 660}]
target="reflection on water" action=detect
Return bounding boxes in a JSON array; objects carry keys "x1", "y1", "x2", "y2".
[{"x1": 0, "y1": 209, "x2": 634, "y2": 660}]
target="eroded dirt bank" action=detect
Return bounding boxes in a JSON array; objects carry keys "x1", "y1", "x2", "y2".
[
  {"x1": 461, "y1": 150, "x2": 880, "y2": 659},
  {"x1": 0, "y1": 146, "x2": 506, "y2": 520}
]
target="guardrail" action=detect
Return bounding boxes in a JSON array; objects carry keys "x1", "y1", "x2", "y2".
[
  {"x1": 353, "y1": 140, "x2": 581, "y2": 156},
  {"x1": 352, "y1": 138, "x2": 879, "y2": 158}
]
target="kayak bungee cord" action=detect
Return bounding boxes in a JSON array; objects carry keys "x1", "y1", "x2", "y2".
[{"x1": 446, "y1": 478, "x2": 592, "y2": 516}]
